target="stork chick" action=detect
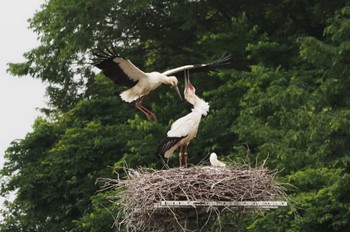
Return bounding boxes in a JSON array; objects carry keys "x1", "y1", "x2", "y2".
[{"x1": 209, "y1": 153, "x2": 226, "y2": 167}]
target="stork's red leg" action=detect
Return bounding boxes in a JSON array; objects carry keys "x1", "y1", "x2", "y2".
[
  {"x1": 179, "y1": 146, "x2": 183, "y2": 167},
  {"x1": 184, "y1": 144, "x2": 188, "y2": 168},
  {"x1": 136, "y1": 102, "x2": 151, "y2": 120},
  {"x1": 139, "y1": 104, "x2": 157, "y2": 121},
  {"x1": 149, "y1": 111, "x2": 158, "y2": 121},
  {"x1": 135, "y1": 97, "x2": 157, "y2": 121}
]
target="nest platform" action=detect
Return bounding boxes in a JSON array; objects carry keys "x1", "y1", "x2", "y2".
[{"x1": 99, "y1": 165, "x2": 287, "y2": 231}]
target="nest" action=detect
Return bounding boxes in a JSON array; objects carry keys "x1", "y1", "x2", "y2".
[{"x1": 98, "y1": 165, "x2": 286, "y2": 231}]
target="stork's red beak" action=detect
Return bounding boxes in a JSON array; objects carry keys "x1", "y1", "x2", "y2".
[
  {"x1": 188, "y1": 80, "x2": 195, "y2": 91},
  {"x1": 185, "y1": 74, "x2": 195, "y2": 92}
]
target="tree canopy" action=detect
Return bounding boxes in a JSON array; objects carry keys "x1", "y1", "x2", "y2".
[{"x1": 1, "y1": 0, "x2": 350, "y2": 231}]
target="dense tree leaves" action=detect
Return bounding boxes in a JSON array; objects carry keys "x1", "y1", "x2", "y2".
[
  {"x1": 245, "y1": 169, "x2": 350, "y2": 232},
  {"x1": 1, "y1": 0, "x2": 350, "y2": 231},
  {"x1": 1, "y1": 76, "x2": 132, "y2": 230}
]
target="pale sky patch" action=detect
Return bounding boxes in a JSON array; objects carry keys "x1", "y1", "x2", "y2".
[{"x1": 0, "y1": 0, "x2": 46, "y2": 208}]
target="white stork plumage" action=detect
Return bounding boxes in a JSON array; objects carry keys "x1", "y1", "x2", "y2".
[
  {"x1": 209, "y1": 152, "x2": 226, "y2": 167},
  {"x1": 93, "y1": 47, "x2": 229, "y2": 121},
  {"x1": 156, "y1": 75, "x2": 209, "y2": 167}
]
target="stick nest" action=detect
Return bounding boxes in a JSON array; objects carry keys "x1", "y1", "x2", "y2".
[{"x1": 98, "y1": 165, "x2": 286, "y2": 231}]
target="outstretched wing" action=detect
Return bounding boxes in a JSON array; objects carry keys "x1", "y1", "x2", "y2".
[
  {"x1": 92, "y1": 47, "x2": 147, "y2": 88},
  {"x1": 162, "y1": 54, "x2": 231, "y2": 77}
]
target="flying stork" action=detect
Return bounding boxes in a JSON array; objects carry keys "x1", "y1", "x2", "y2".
[
  {"x1": 93, "y1": 47, "x2": 229, "y2": 121},
  {"x1": 156, "y1": 75, "x2": 209, "y2": 167},
  {"x1": 209, "y1": 152, "x2": 226, "y2": 167}
]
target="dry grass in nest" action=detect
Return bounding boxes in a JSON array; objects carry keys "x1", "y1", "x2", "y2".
[{"x1": 97, "y1": 164, "x2": 286, "y2": 231}]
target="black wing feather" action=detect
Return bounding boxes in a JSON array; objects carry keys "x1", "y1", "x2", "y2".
[
  {"x1": 195, "y1": 54, "x2": 231, "y2": 71},
  {"x1": 156, "y1": 136, "x2": 185, "y2": 158},
  {"x1": 92, "y1": 48, "x2": 137, "y2": 88},
  {"x1": 173, "y1": 54, "x2": 231, "y2": 77}
]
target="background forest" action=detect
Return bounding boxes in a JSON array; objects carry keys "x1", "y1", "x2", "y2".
[{"x1": 1, "y1": 0, "x2": 350, "y2": 231}]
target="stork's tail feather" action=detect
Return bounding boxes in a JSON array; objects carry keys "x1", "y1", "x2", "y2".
[
  {"x1": 120, "y1": 90, "x2": 139, "y2": 103},
  {"x1": 164, "y1": 146, "x2": 177, "y2": 158},
  {"x1": 156, "y1": 136, "x2": 183, "y2": 158}
]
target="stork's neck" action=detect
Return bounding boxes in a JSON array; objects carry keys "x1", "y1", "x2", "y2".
[
  {"x1": 158, "y1": 74, "x2": 174, "y2": 84},
  {"x1": 191, "y1": 95, "x2": 210, "y2": 116}
]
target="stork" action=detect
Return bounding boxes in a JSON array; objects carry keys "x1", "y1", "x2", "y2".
[
  {"x1": 209, "y1": 152, "x2": 226, "y2": 167},
  {"x1": 156, "y1": 74, "x2": 209, "y2": 167},
  {"x1": 93, "y1": 48, "x2": 229, "y2": 121}
]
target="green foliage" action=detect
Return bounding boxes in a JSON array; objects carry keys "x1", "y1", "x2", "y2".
[
  {"x1": 71, "y1": 191, "x2": 118, "y2": 232},
  {"x1": 1, "y1": 0, "x2": 350, "y2": 231},
  {"x1": 1, "y1": 76, "x2": 131, "y2": 230},
  {"x1": 245, "y1": 168, "x2": 350, "y2": 232}
]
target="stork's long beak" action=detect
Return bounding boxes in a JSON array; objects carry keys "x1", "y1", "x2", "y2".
[
  {"x1": 184, "y1": 72, "x2": 191, "y2": 90},
  {"x1": 184, "y1": 72, "x2": 193, "y2": 90},
  {"x1": 174, "y1": 85, "x2": 183, "y2": 100}
]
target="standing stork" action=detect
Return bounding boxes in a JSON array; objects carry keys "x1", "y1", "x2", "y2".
[
  {"x1": 156, "y1": 75, "x2": 209, "y2": 167},
  {"x1": 93, "y1": 48, "x2": 229, "y2": 121}
]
